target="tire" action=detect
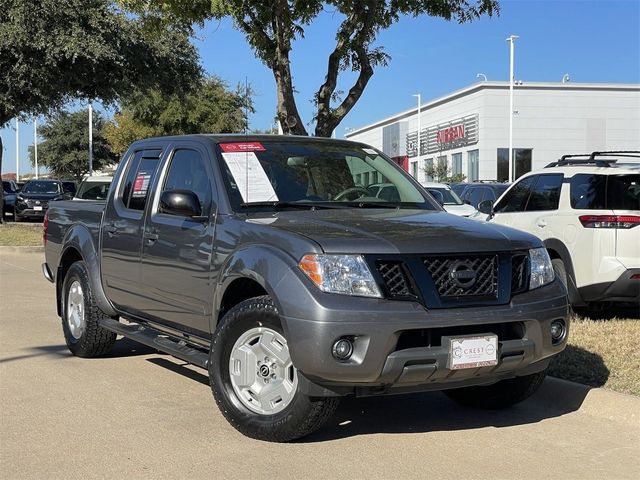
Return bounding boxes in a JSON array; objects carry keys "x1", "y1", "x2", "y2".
[
  {"x1": 552, "y1": 258, "x2": 568, "y2": 289},
  {"x1": 209, "y1": 295, "x2": 339, "y2": 442},
  {"x1": 443, "y1": 370, "x2": 547, "y2": 409},
  {"x1": 61, "y1": 261, "x2": 116, "y2": 357}
]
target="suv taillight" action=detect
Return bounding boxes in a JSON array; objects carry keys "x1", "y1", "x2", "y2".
[
  {"x1": 579, "y1": 215, "x2": 640, "y2": 229},
  {"x1": 43, "y1": 212, "x2": 49, "y2": 246}
]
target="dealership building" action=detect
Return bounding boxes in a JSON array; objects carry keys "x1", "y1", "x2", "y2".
[{"x1": 345, "y1": 81, "x2": 640, "y2": 183}]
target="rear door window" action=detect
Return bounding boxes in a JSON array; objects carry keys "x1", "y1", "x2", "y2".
[
  {"x1": 525, "y1": 174, "x2": 564, "y2": 211},
  {"x1": 570, "y1": 174, "x2": 606, "y2": 209},
  {"x1": 121, "y1": 150, "x2": 162, "y2": 211}
]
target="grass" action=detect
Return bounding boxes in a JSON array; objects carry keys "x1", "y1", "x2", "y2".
[
  {"x1": 0, "y1": 223, "x2": 43, "y2": 246},
  {"x1": 549, "y1": 313, "x2": 640, "y2": 396}
]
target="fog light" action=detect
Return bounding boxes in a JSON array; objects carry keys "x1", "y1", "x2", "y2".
[
  {"x1": 332, "y1": 338, "x2": 353, "y2": 361},
  {"x1": 550, "y1": 319, "x2": 566, "y2": 342}
]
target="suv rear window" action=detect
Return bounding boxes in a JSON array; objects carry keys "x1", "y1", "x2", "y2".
[{"x1": 570, "y1": 174, "x2": 640, "y2": 210}]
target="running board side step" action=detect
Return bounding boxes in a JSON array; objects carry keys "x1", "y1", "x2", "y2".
[{"x1": 99, "y1": 318, "x2": 209, "y2": 369}]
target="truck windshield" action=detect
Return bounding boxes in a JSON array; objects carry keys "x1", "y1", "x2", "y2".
[{"x1": 217, "y1": 141, "x2": 437, "y2": 211}]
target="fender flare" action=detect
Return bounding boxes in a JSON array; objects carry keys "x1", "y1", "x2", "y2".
[
  {"x1": 212, "y1": 245, "x2": 304, "y2": 332},
  {"x1": 543, "y1": 238, "x2": 584, "y2": 306},
  {"x1": 58, "y1": 223, "x2": 118, "y2": 317}
]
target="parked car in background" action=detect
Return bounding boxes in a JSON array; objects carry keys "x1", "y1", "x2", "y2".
[
  {"x1": 478, "y1": 151, "x2": 640, "y2": 309},
  {"x1": 15, "y1": 179, "x2": 72, "y2": 221},
  {"x1": 74, "y1": 176, "x2": 113, "y2": 201},
  {"x1": 366, "y1": 182, "x2": 401, "y2": 202},
  {"x1": 2, "y1": 180, "x2": 19, "y2": 218},
  {"x1": 421, "y1": 182, "x2": 477, "y2": 217},
  {"x1": 459, "y1": 182, "x2": 510, "y2": 210},
  {"x1": 62, "y1": 181, "x2": 77, "y2": 197}
]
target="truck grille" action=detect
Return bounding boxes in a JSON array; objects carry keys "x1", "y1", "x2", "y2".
[
  {"x1": 371, "y1": 252, "x2": 530, "y2": 307},
  {"x1": 422, "y1": 255, "x2": 497, "y2": 298},
  {"x1": 511, "y1": 254, "x2": 529, "y2": 294},
  {"x1": 376, "y1": 261, "x2": 415, "y2": 297}
]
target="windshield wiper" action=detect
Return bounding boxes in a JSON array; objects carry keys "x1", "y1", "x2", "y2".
[{"x1": 239, "y1": 201, "x2": 344, "y2": 210}]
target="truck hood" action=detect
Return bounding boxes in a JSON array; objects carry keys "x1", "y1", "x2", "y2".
[
  {"x1": 18, "y1": 192, "x2": 62, "y2": 201},
  {"x1": 246, "y1": 208, "x2": 541, "y2": 255}
]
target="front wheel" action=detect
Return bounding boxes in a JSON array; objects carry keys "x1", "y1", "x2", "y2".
[
  {"x1": 209, "y1": 296, "x2": 339, "y2": 442},
  {"x1": 61, "y1": 261, "x2": 116, "y2": 357},
  {"x1": 443, "y1": 370, "x2": 547, "y2": 409}
]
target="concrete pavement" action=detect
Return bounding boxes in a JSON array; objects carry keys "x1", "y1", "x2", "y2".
[{"x1": 1, "y1": 251, "x2": 639, "y2": 479}]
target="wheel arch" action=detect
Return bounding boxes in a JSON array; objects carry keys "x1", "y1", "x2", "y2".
[
  {"x1": 212, "y1": 246, "x2": 304, "y2": 332},
  {"x1": 56, "y1": 224, "x2": 117, "y2": 317},
  {"x1": 543, "y1": 238, "x2": 584, "y2": 306}
]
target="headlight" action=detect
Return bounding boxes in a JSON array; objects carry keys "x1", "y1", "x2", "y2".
[
  {"x1": 299, "y1": 254, "x2": 382, "y2": 298},
  {"x1": 529, "y1": 247, "x2": 554, "y2": 290}
]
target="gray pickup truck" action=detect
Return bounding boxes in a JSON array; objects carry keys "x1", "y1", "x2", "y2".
[{"x1": 43, "y1": 135, "x2": 569, "y2": 441}]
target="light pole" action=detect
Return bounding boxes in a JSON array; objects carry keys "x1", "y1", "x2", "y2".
[
  {"x1": 506, "y1": 35, "x2": 519, "y2": 183},
  {"x1": 476, "y1": 73, "x2": 487, "y2": 82},
  {"x1": 562, "y1": 74, "x2": 570, "y2": 84},
  {"x1": 88, "y1": 102, "x2": 93, "y2": 176},
  {"x1": 413, "y1": 93, "x2": 421, "y2": 179},
  {"x1": 34, "y1": 118, "x2": 38, "y2": 179},
  {"x1": 15, "y1": 120, "x2": 19, "y2": 181}
]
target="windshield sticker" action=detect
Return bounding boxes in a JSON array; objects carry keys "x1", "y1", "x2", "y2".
[
  {"x1": 363, "y1": 148, "x2": 378, "y2": 156},
  {"x1": 220, "y1": 142, "x2": 266, "y2": 153},
  {"x1": 221, "y1": 152, "x2": 278, "y2": 203},
  {"x1": 132, "y1": 172, "x2": 151, "y2": 197}
]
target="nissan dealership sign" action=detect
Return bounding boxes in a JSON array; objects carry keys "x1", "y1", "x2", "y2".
[{"x1": 407, "y1": 114, "x2": 479, "y2": 157}]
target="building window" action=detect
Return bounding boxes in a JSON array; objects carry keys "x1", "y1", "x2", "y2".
[
  {"x1": 411, "y1": 161, "x2": 418, "y2": 178},
  {"x1": 467, "y1": 150, "x2": 479, "y2": 182},
  {"x1": 452, "y1": 153, "x2": 462, "y2": 176},
  {"x1": 497, "y1": 148, "x2": 533, "y2": 182},
  {"x1": 424, "y1": 158, "x2": 434, "y2": 182}
]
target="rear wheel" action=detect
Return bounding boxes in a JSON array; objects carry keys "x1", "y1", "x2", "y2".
[
  {"x1": 61, "y1": 261, "x2": 116, "y2": 357},
  {"x1": 209, "y1": 296, "x2": 339, "y2": 442},
  {"x1": 443, "y1": 370, "x2": 547, "y2": 409}
]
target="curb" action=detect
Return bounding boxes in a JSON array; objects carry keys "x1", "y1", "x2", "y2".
[
  {"x1": 0, "y1": 246, "x2": 44, "y2": 253},
  {"x1": 542, "y1": 377, "x2": 639, "y2": 427}
]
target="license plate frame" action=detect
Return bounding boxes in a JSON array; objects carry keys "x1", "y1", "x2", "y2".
[
  {"x1": 33, "y1": 206, "x2": 43, "y2": 211},
  {"x1": 446, "y1": 334, "x2": 498, "y2": 370}
]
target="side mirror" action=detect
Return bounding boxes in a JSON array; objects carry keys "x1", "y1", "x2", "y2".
[
  {"x1": 478, "y1": 199, "x2": 494, "y2": 215},
  {"x1": 160, "y1": 190, "x2": 203, "y2": 218},
  {"x1": 428, "y1": 189, "x2": 445, "y2": 206}
]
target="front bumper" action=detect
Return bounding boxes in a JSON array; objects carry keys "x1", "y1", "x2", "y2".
[
  {"x1": 281, "y1": 279, "x2": 569, "y2": 395},
  {"x1": 15, "y1": 205, "x2": 47, "y2": 218}
]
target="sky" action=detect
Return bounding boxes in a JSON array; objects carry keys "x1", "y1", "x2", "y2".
[{"x1": 2, "y1": 0, "x2": 639, "y2": 177}]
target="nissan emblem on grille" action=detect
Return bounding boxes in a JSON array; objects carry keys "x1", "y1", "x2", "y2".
[{"x1": 449, "y1": 262, "x2": 477, "y2": 289}]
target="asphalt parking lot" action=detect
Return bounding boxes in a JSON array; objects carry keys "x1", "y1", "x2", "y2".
[{"x1": 1, "y1": 251, "x2": 639, "y2": 479}]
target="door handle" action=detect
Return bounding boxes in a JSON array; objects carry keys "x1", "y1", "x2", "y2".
[
  {"x1": 144, "y1": 229, "x2": 159, "y2": 242},
  {"x1": 536, "y1": 219, "x2": 547, "y2": 228},
  {"x1": 104, "y1": 224, "x2": 118, "y2": 236}
]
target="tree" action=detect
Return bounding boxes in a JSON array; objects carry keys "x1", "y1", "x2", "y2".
[
  {"x1": 29, "y1": 109, "x2": 116, "y2": 181},
  {"x1": 104, "y1": 77, "x2": 253, "y2": 155},
  {"x1": 0, "y1": 0, "x2": 202, "y2": 128},
  {"x1": 119, "y1": 1, "x2": 498, "y2": 136},
  {"x1": 424, "y1": 160, "x2": 466, "y2": 183}
]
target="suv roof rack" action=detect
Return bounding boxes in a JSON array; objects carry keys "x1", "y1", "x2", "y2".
[{"x1": 545, "y1": 150, "x2": 640, "y2": 168}]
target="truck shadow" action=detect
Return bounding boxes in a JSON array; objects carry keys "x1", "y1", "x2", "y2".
[
  {"x1": 302, "y1": 375, "x2": 594, "y2": 442},
  {"x1": 0, "y1": 338, "x2": 158, "y2": 365}
]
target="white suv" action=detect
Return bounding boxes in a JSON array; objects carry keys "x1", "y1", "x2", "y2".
[{"x1": 478, "y1": 152, "x2": 640, "y2": 308}]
